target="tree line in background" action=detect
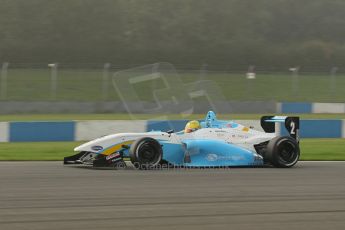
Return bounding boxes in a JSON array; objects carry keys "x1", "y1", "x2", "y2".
[{"x1": 1, "y1": 0, "x2": 345, "y2": 71}]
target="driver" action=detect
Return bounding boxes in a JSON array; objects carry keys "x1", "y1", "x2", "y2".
[{"x1": 184, "y1": 120, "x2": 201, "y2": 133}]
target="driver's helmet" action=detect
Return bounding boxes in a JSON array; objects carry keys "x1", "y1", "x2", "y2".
[{"x1": 184, "y1": 120, "x2": 201, "y2": 133}]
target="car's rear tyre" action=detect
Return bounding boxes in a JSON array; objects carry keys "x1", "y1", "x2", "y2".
[
  {"x1": 129, "y1": 137, "x2": 163, "y2": 169},
  {"x1": 265, "y1": 136, "x2": 300, "y2": 168}
]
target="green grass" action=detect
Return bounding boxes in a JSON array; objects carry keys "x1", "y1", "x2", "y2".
[
  {"x1": 0, "y1": 142, "x2": 82, "y2": 161},
  {"x1": 300, "y1": 139, "x2": 345, "y2": 160},
  {"x1": 1, "y1": 113, "x2": 345, "y2": 121},
  {"x1": 2, "y1": 69, "x2": 345, "y2": 102},
  {"x1": 0, "y1": 139, "x2": 344, "y2": 161}
]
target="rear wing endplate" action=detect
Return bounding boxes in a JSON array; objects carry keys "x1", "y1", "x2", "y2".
[{"x1": 261, "y1": 116, "x2": 300, "y2": 142}]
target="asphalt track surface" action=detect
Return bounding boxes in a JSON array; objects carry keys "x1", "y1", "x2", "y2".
[{"x1": 0, "y1": 162, "x2": 345, "y2": 230}]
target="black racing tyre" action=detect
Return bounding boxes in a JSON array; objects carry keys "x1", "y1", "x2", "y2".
[
  {"x1": 129, "y1": 137, "x2": 163, "y2": 169},
  {"x1": 266, "y1": 136, "x2": 300, "y2": 168}
]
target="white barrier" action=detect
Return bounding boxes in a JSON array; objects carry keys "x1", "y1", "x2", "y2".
[
  {"x1": 312, "y1": 103, "x2": 345, "y2": 113},
  {"x1": 0, "y1": 122, "x2": 9, "y2": 142},
  {"x1": 75, "y1": 120, "x2": 147, "y2": 141}
]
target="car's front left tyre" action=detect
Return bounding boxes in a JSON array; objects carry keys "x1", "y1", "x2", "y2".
[{"x1": 129, "y1": 137, "x2": 163, "y2": 169}]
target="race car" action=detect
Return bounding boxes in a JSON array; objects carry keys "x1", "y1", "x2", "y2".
[{"x1": 64, "y1": 111, "x2": 300, "y2": 168}]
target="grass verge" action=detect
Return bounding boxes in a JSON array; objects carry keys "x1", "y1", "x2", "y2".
[
  {"x1": 0, "y1": 139, "x2": 344, "y2": 161},
  {"x1": 3, "y1": 70, "x2": 345, "y2": 102}
]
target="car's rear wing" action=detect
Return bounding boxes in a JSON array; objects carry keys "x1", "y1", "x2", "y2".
[{"x1": 261, "y1": 116, "x2": 300, "y2": 142}]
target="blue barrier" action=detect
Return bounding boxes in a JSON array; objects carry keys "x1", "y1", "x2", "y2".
[
  {"x1": 9, "y1": 122, "x2": 75, "y2": 142},
  {"x1": 281, "y1": 102, "x2": 313, "y2": 113},
  {"x1": 280, "y1": 120, "x2": 342, "y2": 138}
]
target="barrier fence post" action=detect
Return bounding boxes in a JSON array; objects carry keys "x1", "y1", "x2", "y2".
[
  {"x1": 330, "y1": 67, "x2": 338, "y2": 98},
  {"x1": 102, "y1": 63, "x2": 111, "y2": 100},
  {"x1": 0, "y1": 62, "x2": 9, "y2": 100},
  {"x1": 48, "y1": 63, "x2": 58, "y2": 100},
  {"x1": 289, "y1": 67, "x2": 300, "y2": 97},
  {"x1": 199, "y1": 63, "x2": 208, "y2": 81},
  {"x1": 246, "y1": 65, "x2": 256, "y2": 97}
]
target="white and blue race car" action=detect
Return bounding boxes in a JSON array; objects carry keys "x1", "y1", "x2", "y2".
[{"x1": 64, "y1": 111, "x2": 300, "y2": 168}]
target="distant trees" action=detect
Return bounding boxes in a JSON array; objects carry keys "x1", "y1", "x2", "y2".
[{"x1": 0, "y1": 0, "x2": 345, "y2": 70}]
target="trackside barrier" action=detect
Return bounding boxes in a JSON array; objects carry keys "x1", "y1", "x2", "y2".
[
  {"x1": 280, "y1": 103, "x2": 313, "y2": 113},
  {"x1": 280, "y1": 120, "x2": 343, "y2": 138},
  {"x1": 280, "y1": 102, "x2": 345, "y2": 113},
  {"x1": 9, "y1": 122, "x2": 75, "y2": 142},
  {"x1": 0, "y1": 119, "x2": 345, "y2": 142}
]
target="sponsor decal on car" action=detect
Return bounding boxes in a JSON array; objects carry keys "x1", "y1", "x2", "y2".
[
  {"x1": 206, "y1": 153, "x2": 245, "y2": 161},
  {"x1": 226, "y1": 123, "x2": 239, "y2": 128},
  {"x1": 242, "y1": 127, "x2": 250, "y2": 132},
  {"x1": 91, "y1": 145, "x2": 103, "y2": 151},
  {"x1": 206, "y1": 153, "x2": 218, "y2": 161},
  {"x1": 106, "y1": 153, "x2": 121, "y2": 161},
  {"x1": 215, "y1": 130, "x2": 226, "y2": 133}
]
